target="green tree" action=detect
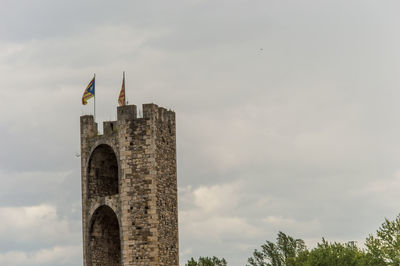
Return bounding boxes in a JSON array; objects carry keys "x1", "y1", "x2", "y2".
[
  {"x1": 305, "y1": 239, "x2": 370, "y2": 266},
  {"x1": 247, "y1": 231, "x2": 308, "y2": 266},
  {"x1": 247, "y1": 214, "x2": 400, "y2": 265},
  {"x1": 247, "y1": 233, "x2": 374, "y2": 266},
  {"x1": 365, "y1": 214, "x2": 400, "y2": 265},
  {"x1": 186, "y1": 256, "x2": 227, "y2": 266}
]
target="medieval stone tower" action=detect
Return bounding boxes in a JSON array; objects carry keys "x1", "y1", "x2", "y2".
[{"x1": 80, "y1": 103, "x2": 179, "y2": 266}]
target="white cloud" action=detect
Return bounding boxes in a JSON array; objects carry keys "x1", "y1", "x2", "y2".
[
  {"x1": 0, "y1": 204, "x2": 79, "y2": 246},
  {"x1": 192, "y1": 182, "x2": 242, "y2": 213},
  {"x1": 180, "y1": 182, "x2": 256, "y2": 239},
  {"x1": 0, "y1": 245, "x2": 81, "y2": 266},
  {"x1": 179, "y1": 182, "x2": 264, "y2": 264},
  {"x1": 0, "y1": 203, "x2": 81, "y2": 266}
]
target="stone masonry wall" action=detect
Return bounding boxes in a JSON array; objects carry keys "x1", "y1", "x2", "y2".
[
  {"x1": 117, "y1": 111, "x2": 158, "y2": 265},
  {"x1": 80, "y1": 103, "x2": 179, "y2": 266},
  {"x1": 151, "y1": 106, "x2": 179, "y2": 265}
]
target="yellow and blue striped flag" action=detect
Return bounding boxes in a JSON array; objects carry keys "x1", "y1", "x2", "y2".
[{"x1": 82, "y1": 76, "x2": 95, "y2": 105}]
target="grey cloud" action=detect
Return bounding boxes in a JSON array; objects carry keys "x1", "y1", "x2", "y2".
[{"x1": 1, "y1": 1, "x2": 400, "y2": 265}]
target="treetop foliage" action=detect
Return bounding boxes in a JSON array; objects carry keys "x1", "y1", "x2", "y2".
[
  {"x1": 186, "y1": 256, "x2": 227, "y2": 266},
  {"x1": 246, "y1": 214, "x2": 400, "y2": 266}
]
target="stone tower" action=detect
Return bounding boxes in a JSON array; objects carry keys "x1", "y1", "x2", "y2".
[{"x1": 80, "y1": 103, "x2": 178, "y2": 266}]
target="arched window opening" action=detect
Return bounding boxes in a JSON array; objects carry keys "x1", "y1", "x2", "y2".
[
  {"x1": 87, "y1": 144, "x2": 118, "y2": 199},
  {"x1": 89, "y1": 205, "x2": 121, "y2": 266}
]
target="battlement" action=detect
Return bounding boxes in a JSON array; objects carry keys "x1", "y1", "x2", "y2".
[
  {"x1": 142, "y1": 103, "x2": 175, "y2": 123},
  {"x1": 117, "y1": 103, "x2": 175, "y2": 122},
  {"x1": 80, "y1": 103, "x2": 175, "y2": 137},
  {"x1": 117, "y1": 104, "x2": 137, "y2": 120}
]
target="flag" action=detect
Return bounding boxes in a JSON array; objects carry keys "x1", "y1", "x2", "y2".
[
  {"x1": 82, "y1": 76, "x2": 95, "y2": 105},
  {"x1": 118, "y1": 72, "x2": 126, "y2": 106}
]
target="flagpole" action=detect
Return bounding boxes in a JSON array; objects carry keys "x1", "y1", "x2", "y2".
[{"x1": 94, "y1": 73, "x2": 96, "y2": 121}]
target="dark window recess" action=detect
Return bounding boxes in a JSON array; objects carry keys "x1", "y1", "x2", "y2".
[
  {"x1": 87, "y1": 144, "x2": 119, "y2": 199},
  {"x1": 89, "y1": 205, "x2": 121, "y2": 266}
]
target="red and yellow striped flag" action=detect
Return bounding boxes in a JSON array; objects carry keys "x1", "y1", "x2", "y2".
[{"x1": 118, "y1": 72, "x2": 126, "y2": 106}]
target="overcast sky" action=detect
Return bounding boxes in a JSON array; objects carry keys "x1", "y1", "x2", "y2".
[{"x1": 1, "y1": 0, "x2": 400, "y2": 265}]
